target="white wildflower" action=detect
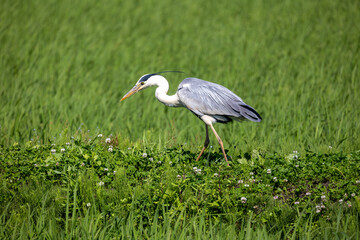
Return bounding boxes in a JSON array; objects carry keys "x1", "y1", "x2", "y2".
[
  {"x1": 81, "y1": 162, "x2": 85, "y2": 167},
  {"x1": 294, "y1": 201, "x2": 300, "y2": 205},
  {"x1": 51, "y1": 149, "x2": 56, "y2": 154},
  {"x1": 250, "y1": 172, "x2": 254, "y2": 175},
  {"x1": 283, "y1": 179, "x2": 288, "y2": 182},
  {"x1": 273, "y1": 177, "x2": 277, "y2": 182},
  {"x1": 104, "y1": 168, "x2": 108, "y2": 171},
  {"x1": 241, "y1": 197, "x2": 247, "y2": 203},
  {"x1": 149, "y1": 157, "x2": 154, "y2": 162},
  {"x1": 214, "y1": 173, "x2": 219, "y2": 177},
  {"x1": 321, "y1": 195, "x2": 326, "y2": 200},
  {"x1": 339, "y1": 199, "x2": 343, "y2": 204},
  {"x1": 60, "y1": 148, "x2": 65, "y2": 152},
  {"x1": 273, "y1": 195, "x2": 279, "y2": 200},
  {"x1": 238, "y1": 180, "x2": 243, "y2": 184},
  {"x1": 267, "y1": 169, "x2": 271, "y2": 174},
  {"x1": 98, "y1": 181, "x2": 104, "y2": 186},
  {"x1": 105, "y1": 138, "x2": 111, "y2": 143},
  {"x1": 244, "y1": 184, "x2": 249, "y2": 187},
  {"x1": 86, "y1": 203, "x2": 91, "y2": 207},
  {"x1": 142, "y1": 153, "x2": 147, "y2": 158},
  {"x1": 66, "y1": 142, "x2": 70, "y2": 146},
  {"x1": 351, "y1": 193, "x2": 356, "y2": 197},
  {"x1": 306, "y1": 192, "x2": 311, "y2": 196},
  {"x1": 97, "y1": 134, "x2": 103, "y2": 138},
  {"x1": 108, "y1": 147, "x2": 113, "y2": 152}
]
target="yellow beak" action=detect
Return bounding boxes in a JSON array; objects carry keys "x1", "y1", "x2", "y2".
[{"x1": 120, "y1": 84, "x2": 142, "y2": 101}]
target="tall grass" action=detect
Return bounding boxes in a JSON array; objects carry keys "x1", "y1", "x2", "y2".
[
  {"x1": 1, "y1": 142, "x2": 359, "y2": 239},
  {"x1": 1, "y1": 0, "x2": 360, "y2": 153},
  {"x1": 1, "y1": 183, "x2": 358, "y2": 239}
]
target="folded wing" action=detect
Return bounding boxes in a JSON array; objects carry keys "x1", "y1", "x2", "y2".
[{"x1": 177, "y1": 78, "x2": 262, "y2": 123}]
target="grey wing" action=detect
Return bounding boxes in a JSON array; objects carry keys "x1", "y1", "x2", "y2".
[{"x1": 177, "y1": 78, "x2": 261, "y2": 123}]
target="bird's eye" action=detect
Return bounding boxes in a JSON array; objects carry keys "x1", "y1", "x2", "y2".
[{"x1": 141, "y1": 82, "x2": 145, "y2": 85}]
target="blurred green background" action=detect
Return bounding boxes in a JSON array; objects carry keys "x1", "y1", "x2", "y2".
[{"x1": 1, "y1": 0, "x2": 359, "y2": 153}]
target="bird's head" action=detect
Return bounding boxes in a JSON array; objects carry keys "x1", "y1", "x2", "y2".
[
  {"x1": 120, "y1": 71, "x2": 184, "y2": 101},
  {"x1": 120, "y1": 73, "x2": 158, "y2": 101}
]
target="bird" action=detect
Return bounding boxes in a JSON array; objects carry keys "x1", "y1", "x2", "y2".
[{"x1": 120, "y1": 71, "x2": 262, "y2": 165}]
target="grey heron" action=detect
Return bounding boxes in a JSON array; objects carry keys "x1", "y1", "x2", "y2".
[{"x1": 121, "y1": 72, "x2": 262, "y2": 165}]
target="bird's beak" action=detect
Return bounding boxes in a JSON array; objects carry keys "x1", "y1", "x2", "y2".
[{"x1": 120, "y1": 83, "x2": 142, "y2": 102}]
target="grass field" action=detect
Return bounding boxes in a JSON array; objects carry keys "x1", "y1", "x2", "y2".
[
  {"x1": 1, "y1": 141, "x2": 360, "y2": 239},
  {"x1": 1, "y1": 0, "x2": 360, "y2": 238},
  {"x1": 1, "y1": 0, "x2": 359, "y2": 153}
]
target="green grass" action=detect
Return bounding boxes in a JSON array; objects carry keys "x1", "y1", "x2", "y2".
[
  {"x1": 1, "y1": 140, "x2": 359, "y2": 239},
  {"x1": 1, "y1": 0, "x2": 360, "y2": 238},
  {"x1": 1, "y1": 199, "x2": 358, "y2": 239},
  {"x1": 1, "y1": 0, "x2": 359, "y2": 154}
]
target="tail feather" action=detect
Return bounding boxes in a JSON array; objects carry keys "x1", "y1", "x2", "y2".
[{"x1": 239, "y1": 104, "x2": 262, "y2": 122}]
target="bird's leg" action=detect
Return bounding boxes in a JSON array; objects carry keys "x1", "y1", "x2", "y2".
[
  {"x1": 209, "y1": 124, "x2": 230, "y2": 166},
  {"x1": 195, "y1": 125, "x2": 210, "y2": 161}
]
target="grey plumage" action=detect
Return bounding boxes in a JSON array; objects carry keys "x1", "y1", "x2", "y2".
[
  {"x1": 177, "y1": 78, "x2": 262, "y2": 123},
  {"x1": 121, "y1": 73, "x2": 262, "y2": 166}
]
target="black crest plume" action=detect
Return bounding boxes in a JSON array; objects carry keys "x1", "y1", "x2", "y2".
[{"x1": 139, "y1": 71, "x2": 185, "y2": 82}]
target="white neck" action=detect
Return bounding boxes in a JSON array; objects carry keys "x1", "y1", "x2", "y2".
[{"x1": 147, "y1": 75, "x2": 182, "y2": 107}]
